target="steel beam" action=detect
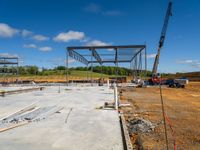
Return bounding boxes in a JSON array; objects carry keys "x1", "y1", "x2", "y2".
[
  {"x1": 90, "y1": 48, "x2": 102, "y2": 65},
  {"x1": 0, "y1": 62, "x2": 18, "y2": 65},
  {"x1": 68, "y1": 50, "x2": 88, "y2": 65},
  {"x1": 88, "y1": 60, "x2": 130, "y2": 63},
  {"x1": 0, "y1": 57, "x2": 18, "y2": 65},
  {"x1": 67, "y1": 45, "x2": 145, "y2": 50},
  {"x1": 0, "y1": 57, "x2": 18, "y2": 59},
  {"x1": 115, "y1": 48, "x2": 118, "y2": 63},
  {"x1": 67, "y1": 45, "x2": 146, "y2": 65},
  {"x1": 130, "y1": 47, "x2": 145, "y2": 62}
]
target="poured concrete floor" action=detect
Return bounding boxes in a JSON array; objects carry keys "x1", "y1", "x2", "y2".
[{"x1": 0, "y1": 85, "x2": 123, "y2": 150}]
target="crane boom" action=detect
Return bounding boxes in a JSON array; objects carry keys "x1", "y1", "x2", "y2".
[{"x1": 152, "y1": 2, "x2": 172, "y2": 75}]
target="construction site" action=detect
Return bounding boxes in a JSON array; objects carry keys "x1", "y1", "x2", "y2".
[{"x1": 0, "y1": 1, "x2": 200, "y2": 150}]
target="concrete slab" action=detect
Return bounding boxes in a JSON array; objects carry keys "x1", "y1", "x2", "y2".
[
  {"x1": 0, "y1": 85, "x2": 37, "y2": 91},
  {"x1": 0, "y1": 85, "x2": 123, "y2": 150}
]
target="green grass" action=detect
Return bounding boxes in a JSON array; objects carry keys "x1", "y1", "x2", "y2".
[
  {"x1": 69, "y1": 70, "x2": 116, "y2": 78},
  {"x1": 0, "y1": 70, "x2": 125, "y2": 78}
]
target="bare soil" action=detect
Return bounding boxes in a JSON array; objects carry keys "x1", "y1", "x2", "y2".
[{"x1": 119, "y1": 82, "x2": 200, "y2": 150}]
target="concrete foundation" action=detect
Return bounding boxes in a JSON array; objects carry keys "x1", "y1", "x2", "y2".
[{"x1": 0, "y1": 85, "x2": 123, "y2": 150}]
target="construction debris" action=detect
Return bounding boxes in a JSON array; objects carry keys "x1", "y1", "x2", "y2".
[
  {"x1": 0, "y1": 121, "x2": 29, "y2": 132},
  {"x1": 0, "y1": 102, "x2": 37, "y2": 121},
  {"x1": 128, "y1": 117, "x2": 156, "y2": 134},
  {"x1": 0, "y1": 105, "x2": 63, "y2": 132}
]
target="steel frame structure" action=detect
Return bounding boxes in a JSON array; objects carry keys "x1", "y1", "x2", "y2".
[
  {"x1": 0, "y1": 57, "x2": 19, "y2": 84},
  {"x1": 66, "y1": 45, "x2": 147, "y2": 84}
]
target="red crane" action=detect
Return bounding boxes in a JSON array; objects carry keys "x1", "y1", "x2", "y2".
[{"x1": 150, "y1": 1, "x2": 172, "y2": 85}]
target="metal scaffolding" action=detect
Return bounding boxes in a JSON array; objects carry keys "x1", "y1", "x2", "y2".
[
  {"x1": 66, "y1": 45, "x2": 147, "y2": 84},
  {"x1": 0, "y1": 57, "x2": 19, "y2": 84}
]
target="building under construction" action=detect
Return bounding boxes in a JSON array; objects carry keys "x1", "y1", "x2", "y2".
[
  {"x1": 66, "y1": 45, "x2": 147, "y2": 84},
  {"x1": 0, "y1": 1, "x2": 200, "y2": 150},
  {"x1": 0, "y1": 57, "x2": 19, "y2": 84}
]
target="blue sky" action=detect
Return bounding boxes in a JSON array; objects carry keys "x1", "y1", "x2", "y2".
[{"x1": 0, "y1": 0, "x2": 200, "y2": 73}]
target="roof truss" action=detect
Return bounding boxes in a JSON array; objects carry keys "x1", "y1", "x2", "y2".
[{"x1": 67, "y1": 45, "x2": 146, "y2": 65}]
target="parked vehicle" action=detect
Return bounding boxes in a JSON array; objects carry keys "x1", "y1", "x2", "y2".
[{"x1": 166, "y1": 78, "x2": 189, "y2": 88}]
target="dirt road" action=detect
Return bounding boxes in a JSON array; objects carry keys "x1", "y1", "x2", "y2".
[{"x1": 120, "y1": 82, "x2": 200, "y2": 149}]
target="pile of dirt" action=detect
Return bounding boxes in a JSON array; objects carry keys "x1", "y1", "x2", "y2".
[{"x1": 128, "y1": 117, "x2": 156, "y2": 134}]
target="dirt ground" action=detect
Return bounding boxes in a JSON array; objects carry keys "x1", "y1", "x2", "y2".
[
  {"x1": 119, "y1": 82, "x2": 200, "y2": 150},
  {"x1": 0, "y1": 76, "x2": 102, "y2": 83}
]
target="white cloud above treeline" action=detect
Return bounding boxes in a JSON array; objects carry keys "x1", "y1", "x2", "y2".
[
  {"x1": 84, "y1": 3, "x2": 101, "y2": 13},
  {"x1": 85, "y1": 40, "x2": 110, "y2": 46},
  {"x1": 38, "y1": 46, "x2": 52, "y2": 52},
  {"x1": 84, "y1": 3, "x2": 124, "y2": 16},
  {"x1": 102, "y1": 10, "x2": 124, "y2": 16},
  {"x1": 147, "y1": 53, "x2": 157, "y2": 59},
  {"x1": 21, "y1": 29, "x2": 33, "y2": 37},
  {"x1": 0, "y1": 23, "x2": 19, "y2": 38},
  {"x1": 1, "y1": 22, "x2": 113, "y2": 53},
  {"x1": 53, "y1": 30, "x2": 85, "y2": 42},
  {"x1": 0, "y1": 23, "x2": 49, "y2": 42},
  {"x1": 23, "y1": 44, "x2": 37, "y2": 48},
  {"x1": 23, "y1": 43, "x2": 52, "y2": 52},
  {"x1": 177, "y1": 59, "x2": 193, "y2": 64},
  {"x1": 177, "y1": 59, "x2": 200, "y2": 69}
]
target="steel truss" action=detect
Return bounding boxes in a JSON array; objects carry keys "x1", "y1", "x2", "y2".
[
  {"x1": 0, "y1": 57, "x2": 19, "y2": 84},
  {"x1": 66, "y1": 45, "x2": 147, "y2": 84}
]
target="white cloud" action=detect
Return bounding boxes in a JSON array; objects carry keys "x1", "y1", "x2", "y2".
[
  {"x1": 53, "y1": 30, "x2": 85, "y2": 42},
  {"x1": 80, "y1": 37, "x2": 90, "y2": 43},
  {"x1": 32, "y1": 34, "x2": 49, "y2": 41},
  {"x1": 64, "y1": 59, "x2": 76, "y2": 64},
  {"x1": 39, "y1": 46, "x2": 53, "y2": 52},
  {"x1": 84, "y1": 3, "x2": 101, "y2": 13},
  {"x1": 84, "y1": 3, "x2": 124, "y2": 16},
  {"x1": 177, "y1": 59, "x2": 193, "y2": 64},
  {"x1": 0, "y1": 23, "x2": 19, "y2": 38},
  {"x1": 85, "y1": 40, "x2": 113, "y2": 51},
  {"x1": 177, "y1": 59, "x2": 200, "y2": 69},
  {"x1": 23, "y1": 44, "x2": 37, "y2": 48},
  {"x1": 0, "y1": 53, "x2": 18, "y2": 58},
  {"x1": 68, "y1": 59, "x2": 76, "y2": 63},
  {"x1": 147, "y1": 53, "x2": 157, "y2": 59},
  {"x1": 85, "y1": 40, "x2": 110, "y2": 46},
  {"x1": 191, "y1": 62, "x2": 200, "y2": 68},
  {"x1": 103, "y1": 10, "x2": 124, "y2": 16},
  {"x1": 21, "y1": 29, "x2": 33, "y2": 37}
]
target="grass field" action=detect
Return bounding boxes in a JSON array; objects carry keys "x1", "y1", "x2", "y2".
[
  {"x1": 69, "y1": 70, "x2": 112, "y2": 78},
  {"x1": 0, "y1": 70, "x2": 118, "y2": 82}
]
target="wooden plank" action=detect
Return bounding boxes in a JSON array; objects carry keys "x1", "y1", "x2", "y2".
[
  {"x1": 0, "y1": 121, "x2": 29, "y2": 132},
  {"x1": 120, "y1": 112, "x2": 133, "y2": 150},
  {"x1": 0, "y1": 102, "x2": 38, "y2": 121}
]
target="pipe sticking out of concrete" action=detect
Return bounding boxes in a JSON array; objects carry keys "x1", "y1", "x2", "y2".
[
  {"x1": 113, "y1": 83, "x2": 118, "y2": 110},
  {"x1": 107, "y1": 79, "x2": 110, "y2": 88},
  {"x1": 58, "y1": 84, "x2": 61, "y2": 93}
]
